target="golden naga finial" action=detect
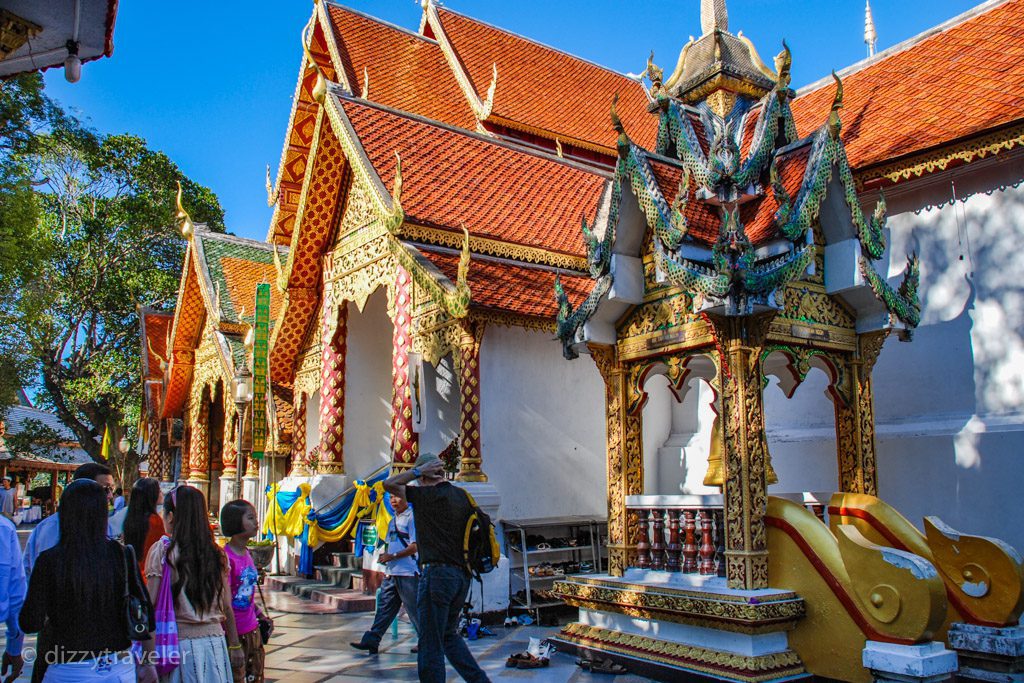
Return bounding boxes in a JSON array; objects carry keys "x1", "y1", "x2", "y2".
[
  {"x1": 479, "y1": 63, "x2": 498, "y2": 120},
  {"x1": 392, "y1": 151, "x2": 403, "y2": 210},
  {"x1": 555, "y1": 138, "x2": 563, "y2": 158},
  {"x1": 147, "y1": 336, "x2": 168, "y2": 372},
  {"x1": 302, "y1": 15, "x2": 328, "y2": 104},
  {"x1": 266, "y1": 164, "x2": 279, "y2": 207},
  {"x1": 774, "y1": 40, "x2": 792, "y2": 90},
  {"x1": 647, "y1": 50, "x2": 664, "y2": 92},
  {"x1": 361, "y1": 66, "x2": 369, "y2": 99},
  {"x1": 828, "y1": 70, "x2": 844, "y2": 139},
  {"x1": 175, "y1": 181, "x2": 195, "y2": 240},
  {"x1": 272, "y1": 243, "x2": 288, "y2": 294},
  {"x1": 457, "y1": 224, "x2": 471, "y2": 288}
]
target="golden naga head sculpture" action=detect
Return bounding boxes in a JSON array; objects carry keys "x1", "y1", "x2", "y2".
[
  {"x1": 774, "y1": 40, "x2": 792, "y2": 91},
  {"x1": 175, "y1": 181, "x2": 195, "y2": 240},
  {"x1": 647, "y1": 51, "x2": 664, "y2": 94}
]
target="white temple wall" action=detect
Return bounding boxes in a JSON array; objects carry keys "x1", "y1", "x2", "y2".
[
  {"x1": 342, "y1": 290, "x2": 395, "y2": 479},
  {"x1": 417, "y1": 353, "x2": 460, "y2": 457},
  {"x1": 478, "y1": 324, "x2": 607, "y2": 521}
]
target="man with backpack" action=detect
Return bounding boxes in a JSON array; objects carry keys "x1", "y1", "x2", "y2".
[
  {"x1": 350, "y1": 493, "x2": 420, "y2": 654},
  {"x1": 384, "y1": 453, "x2": 491, "y2": 683}
]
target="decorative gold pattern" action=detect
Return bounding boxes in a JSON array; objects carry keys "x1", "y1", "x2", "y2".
[
  {"x1": 555, "y1": 623, "x2": 805, "y2": 682},
  {"x1": 835, "y1": 331, "x2": 886, "y2": 494},
  {"x1": 858, "y1": 121, "x2": 1024, "y2": 189},
  {"x1": 552, "y1": 579, "x2": 804, "y2": 633},
  {"x1": 0, "y1": 9, "x2": 41, "y2": 58},
  {"x1": 709, "y1": 314, "x2": 774, "y2": 590},
  {"x1": 590, "y1": 344, "x2": 644, "y2": 576},
  {"x1": 397, "y1": 223, "x2": 587, "y2": 272},
  {"x1": 456, "y1": 320, "x2": 487, "y2": 482}
]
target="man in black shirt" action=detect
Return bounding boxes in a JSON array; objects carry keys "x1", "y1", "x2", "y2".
[{"x1": 384, "y1": 453, "x2": 490, "y2": 683}]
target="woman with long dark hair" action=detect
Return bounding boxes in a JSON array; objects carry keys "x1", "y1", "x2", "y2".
[
  {"x1": 123, "y1": 478, "x2": 164, "y2": 576},
  {"x1": 19, "y1": 479, "x2": 154, "y2": 682},
  {"x1": 144, "y1": 486, "x2": 243, "y2": 682}
]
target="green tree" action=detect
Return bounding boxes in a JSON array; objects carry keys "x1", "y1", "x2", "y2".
[{"x1": 1, "y1": 77, "x2": 225, "y2": 462}]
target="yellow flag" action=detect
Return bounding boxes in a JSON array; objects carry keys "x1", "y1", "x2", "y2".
[{"x1": 100, "y1": 423, "x2": 114, "y2": 461}]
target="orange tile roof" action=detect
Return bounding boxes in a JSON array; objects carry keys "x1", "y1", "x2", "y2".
[
  {"x1": 418, "y1": 247, "x2": 592, "y2": 319},
  {"x1": 790, "y1": 0, "x2": 1024, "y2": 174},
  {"x1": 646, "y1": 156, "x2": 721, "y2": 244},
  {"x1": 430, "y1": 7, "x2": 658, "y2": 152},
  {"x1": 141, "y1": 312, "x2": 172, "y2": 380},
  {"x1": 740, "y1": 142, "x2": 811, "y2": 244},
  {"x1": 325, "y1": 5, "x2": 477, "y2": 130},
  {"x1": 338, "y1": 97, "x2": 610, "y2": 259}
]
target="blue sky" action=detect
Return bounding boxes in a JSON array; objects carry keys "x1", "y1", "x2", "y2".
[{"x1": 43, "y1": 0, "x2": 980, "y2": 241}]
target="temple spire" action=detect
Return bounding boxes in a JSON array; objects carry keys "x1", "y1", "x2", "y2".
[
  {"x1": 865, "y1": 0, "x2": 878, "y2": 57},
  {"x1": 700, "y1": 0, "x2": 728, "y2": 36}
]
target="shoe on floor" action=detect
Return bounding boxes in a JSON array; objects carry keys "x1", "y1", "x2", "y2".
[{"x1": 349, "y1": 641, "x2": 379, "y2": 655}]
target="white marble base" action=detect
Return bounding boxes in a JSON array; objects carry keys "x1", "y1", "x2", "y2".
[
  {"x1": 219, "y1": 473, "x2": 241, "y2": 507},
  {"x1": 185, "y1": 477, "x2": 209, "y2": 500},
  {"x1": 862, "y1": 641, "x2": 958, "y2": 683},
  {"x1": 948, "y1": 623, "x2": 1024, "y2": 683},
  {"x1": 241, "y1": 475, "x2": 260, "y2": 505},
  {"x1": 579, "y1": 608, "x2": 790, "y2": 657}
]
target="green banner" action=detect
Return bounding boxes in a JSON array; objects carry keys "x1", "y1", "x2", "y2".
[{"x1": 251, "y1": 283, "x2": 270, "y2": 459}]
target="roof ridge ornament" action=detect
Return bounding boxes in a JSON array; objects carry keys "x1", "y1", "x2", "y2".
[
  {"x1": 479, "y1": 63, "x2": 498, "y2": 120},
  {"x1": 774, "y1": 41, "x2": 792, "y2": 91},
  {"x1": 147, "y1": 336, "x2": 169, "y2": 373},
  {"x1": 361, "y1": 67, "x2": 369, "y2": 99},
  {"x1": 828, "y1": 71, "x2": 844, "y2": 140},
  {"x1": 701, "y1": 0, "x2": 728, "y2": 36},
  {"x1": 302, "y1": 14, "x2": 328, "y2": 104},
  {"x1": 272, "y1": 243, "x2": 288, "y2": 294},
  {"x1": 175, "y1": 181, "x2": 195, "y2": 240},
  {"x1": 865, "y1": 0, "x2": 878, "y2": 57},
  {"x1": 265, "y1": 164, "x2": 278, "y2": 207}
]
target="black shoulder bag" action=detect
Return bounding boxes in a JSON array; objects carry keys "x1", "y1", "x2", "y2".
[{"x1": 121, "y1": 544, "x2": 150, "y2": 640}]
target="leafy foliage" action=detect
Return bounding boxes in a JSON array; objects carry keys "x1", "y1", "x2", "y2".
[{"x1": 0, "y1": 74, "x2": 225, "y2": 464}]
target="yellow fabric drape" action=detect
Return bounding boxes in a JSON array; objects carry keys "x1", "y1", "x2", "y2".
[
  {"x1": 307, "y1": 481, "x2": 393, "y2": 547},
  {"x1": 262, "y1": 482, "x2": 311, "y2": 537}
]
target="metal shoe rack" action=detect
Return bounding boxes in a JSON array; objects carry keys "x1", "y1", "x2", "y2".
[{"x1": 502, "y1": 515, "x2": 608, "y2": 615}]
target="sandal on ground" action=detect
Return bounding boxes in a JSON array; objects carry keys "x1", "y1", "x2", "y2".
[
  {"x1": 578, "y1": 657, "x2": 627, "y2": 674},
  {"x1": 506, "y1": 652, "x2": 531, "y2": 667},
  {"x1": 516, "y1": 654, "x2": 550, "y2": 669}
]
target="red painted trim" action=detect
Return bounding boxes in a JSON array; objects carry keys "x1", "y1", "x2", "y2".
[
  {"x1": 765, "y1": 515, "x2": 917, "y2": 644},
  {"x1": 828, "y1": 506, "x2": 1002, "y2": 628}
]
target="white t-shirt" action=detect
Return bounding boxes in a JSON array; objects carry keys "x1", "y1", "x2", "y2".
[{"x1": 385, "y1": 508, "x2": 418, "y2": 577}]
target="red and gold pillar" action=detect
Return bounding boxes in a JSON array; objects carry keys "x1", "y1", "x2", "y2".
[
  {"x1": 221, "y1": 414, "x2": 238, "y2": 478},
  {"x1": 456, "y1": 320, "x2": 486, "y2": 481},
  {"x1": 188, "y1": 399, "x2": 210, "y2": 481},
  {"x1": 390, "y1": 268, "x2": 419, "y2": 470},
  {"x1": 291, "y1": 393, "x2": 308, "y2": 475},
  {"x1": 318, "y1": 301, "x2": 347, "y2": 475},
  {"x1": 147, "y1": 419, "x2": 162, "y2": 481},
  {"x1": 159, "y1": 421, "x2": 173, "y2": 482}
]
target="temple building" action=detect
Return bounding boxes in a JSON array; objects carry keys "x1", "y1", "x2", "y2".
[
  {"x1": 139, "y1": 226, "x2": 293, "y2": 518},
  {"x1": 144, "y1": 0, "x2": 1024, "y2": 678}
]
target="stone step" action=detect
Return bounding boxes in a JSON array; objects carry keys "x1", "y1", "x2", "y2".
[
  {"x1": 327, "y1": 552, "x2": 361, "y2": 570},
  {"x1": 264, "y1": 575, "x2": 312, "y2": 592},
  {"x1": 309, "y1": 586, "x2": 377, "y2": 613},
  {"x1": 314, "y1": 564, "x2": 357, "y2": 588}
]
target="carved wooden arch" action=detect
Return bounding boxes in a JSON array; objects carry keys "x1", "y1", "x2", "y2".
[
  {"x1": 760, "y1": 346, "x2": 850, "y2": 406},
  {"x1": 626, "y1": 351, "x2": 720, "y2": 416}
]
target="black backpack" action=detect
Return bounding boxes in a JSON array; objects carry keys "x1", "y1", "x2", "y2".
[{"x1": 462, "y1": 490, "x2": 500, "y2": 581}]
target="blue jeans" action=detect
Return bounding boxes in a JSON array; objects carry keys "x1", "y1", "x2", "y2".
[
  {"x1": 416, "y1": 564, "x2": 490, "y2": 683},
  {"x1": 362, "y1": 574, "x2": 420, "y2": 646}
]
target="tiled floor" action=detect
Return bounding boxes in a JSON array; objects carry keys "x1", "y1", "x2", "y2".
[{"x1": 1, "y1": 608, "x2": 650, "y2": 682}]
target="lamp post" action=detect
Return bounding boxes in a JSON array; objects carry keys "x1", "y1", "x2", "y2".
[{"x1": 231, "y1": 360, "x2": 254, "y2": 501}]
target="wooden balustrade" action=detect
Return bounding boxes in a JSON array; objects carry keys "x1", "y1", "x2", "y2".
[
  {"x1": 624, "y1": 493, "x2": 830, "y2": 577},
  {"x1": 624, "y1": 496, "x2": 725, "y2": 576}
]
